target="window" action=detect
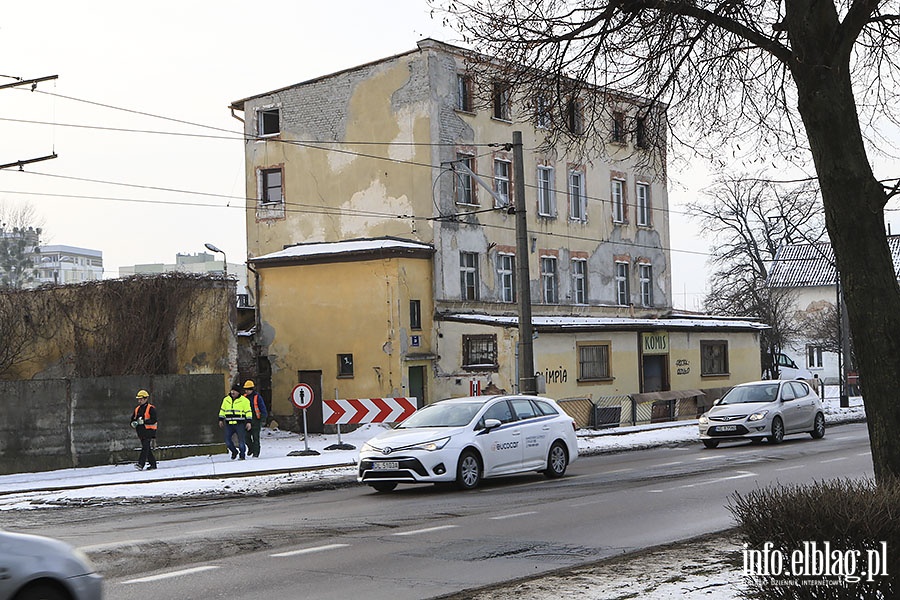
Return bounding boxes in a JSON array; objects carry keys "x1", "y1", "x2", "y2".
[
  {"x1": 460, "y1": 252, "x2": 480, "y2": 300},
  {"x1": 611, "y1": 111, "x2": 626, "y2": 143},
  {"x1": 538, "y1": 166, "x2": 555, "y2": 217},
  {"x1": 498, "y1": 254, "x2": 516, "y2": 303},
  {"x1": 510, "y1": 398, "x2": 538, "y2": 420},
  {"x1": 701, "y1": 341, "x2": 729, "y2": 376},
  {"x1": 611, "y1": 179, "x2": 625, "y2": 223},
  {"x1": 615, "y1": 261, "x2": 630, "y2": 305},
  {"x1": 456, "y1": 74, "x2": 474, "y2": 112},
  {"x1": 541, "y1": 256, "x2": 558, "y2": 304},
  {"x1": 635, "y1": 116, "x2": 647, "y2": 148},
  {"x1": 455, "y1": 153, "x2": 477, "y2": 205},
  {"x1": 568, "y1": 169, "x2": 586, "y2": 221},
  {"x1": 338, "y1": 353, "x2": 354, "y2": 378},
  {"x1": 639, "y1": 264, "x2": 653, "y2": 307},
  {"x1": 492, "y1": 81, "x2": 511, "y2": 121},
  {"x1": 566, "y1": 98, "x2": 583, "y2": 135},
  {"x1": 579, "y1": 344, "x2": 611, "y2": 381},
  {"x1": 257, "y1": 108, "x2": 280, "y2": 136},
  {"x1": 636, "y1": 183, "x2": 651, "y2": 226},
  {"x1": 260, "y1": 168, "x2": 283, "y2": 204},
  {"x1": 463, "y1": 334, "x2": 498, "y2": 369},
  {"x1": 572, "y1": 259, "x2": 587, "y2": 305},
  {"x1": 410, "y1": 300, "x2": 422, "y2": 330},
  {"x1": 483, "y1": 399, "x2": 513, "y2": 423},
  {"x1": 535, "y1": 95, "x2": 552, "y2": 128},
  {"x1": 493, "y1": 159, "x2": 511, "y2": 207},
  {"x1": 807, "y1": 345, "x2": 824, "y2": 369}
]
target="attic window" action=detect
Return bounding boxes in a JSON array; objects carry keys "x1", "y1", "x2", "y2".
[{"x1": 257, "y1": 108, "x2": 280, "y2": 136}]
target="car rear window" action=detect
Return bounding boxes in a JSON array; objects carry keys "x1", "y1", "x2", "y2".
[{"x1": 534, "y1": 400, "x2": 559, "y2": 416}]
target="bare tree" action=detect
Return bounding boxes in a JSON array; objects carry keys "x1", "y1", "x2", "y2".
[
  {"x1": 689, "y1": 174, "x2": 823, "y2": 376},
  {"x1": 0, "y1": 202, "x2": 44, "y2": 289},
  {"x1": 436, "y1": 0, "x2": 900, "y2": 484}
]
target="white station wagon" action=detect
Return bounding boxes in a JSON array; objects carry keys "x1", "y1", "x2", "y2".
[{"x1": 358, "y1": 395, "x2": 578, "y2": 492}]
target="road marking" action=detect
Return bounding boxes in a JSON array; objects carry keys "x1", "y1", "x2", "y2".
[
  {"x1": 124, "y1": 566, "x2": 219, "y2": 584},
  {"x1": 393, "y1": 525, "x2": 458, "y2": 536},
  {"x1": 605, "y1": 468, "x2": 634, "y2": 474},
  {"x1": 656, "y1": 461, "x2": 683, "y2": 468},
  {"x1": 775, "y1": 465, "x2": 806, "y2": 472},
  {"x1": 821, "y1": 457, "x2": 848, "y2": 464},
  {"x1": 696, "y1": 455, "x2": 727, "y2": 461},
  {"x1": 272, "y1": 543, "x2": 349, "y2": 557},
  {"x1": 490, "y1": 511, "x2": 537, "y2": 520},
  {"x1": 857, "y1": 452, "x2": 872, "y2": 457},
  {"x1": 569, "y1": 499, "x2": 605, "y2": 507},
  {"x1": 677, "y1": 471, "x2": 756, "y2": 489}
]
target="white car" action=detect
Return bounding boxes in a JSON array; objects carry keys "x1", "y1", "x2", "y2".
[
  {"x1": 698, "y1": 380, "x2": 826, "y2": 448},
  {"x1": 358, "y1": 395, "x2": 578, "y2": 492},
  {"x1": 0, "y1": 530, "x2": 103, "y2": 600}
]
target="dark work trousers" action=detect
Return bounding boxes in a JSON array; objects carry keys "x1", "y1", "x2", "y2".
[
  {"x1": 247, "y1": 418, "x2": 262, "y2": 457},
  {"x1": 138, "y1": 434, "x2": 157, "y2": 469},
  {"x1": 224, "y1": 422, "x2": 247, "y2": 458}
]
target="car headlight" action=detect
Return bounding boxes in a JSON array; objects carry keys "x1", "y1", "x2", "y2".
[
  {"x1": 698, "y1": 414, "x2": 709, "y2": 425},
  {"x1": 409, "y1": 437, "x2": 451, "y2": 452},
  {"x1": 748, "y1": 411, "x2": 769, "y2": 422}
]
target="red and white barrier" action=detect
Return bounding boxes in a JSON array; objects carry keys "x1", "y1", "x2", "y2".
[{"x1": 323, "y1": 397, "x2": 417, "y2": 425}]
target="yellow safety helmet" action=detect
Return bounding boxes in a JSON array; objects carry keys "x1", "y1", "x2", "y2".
[
  {"x1": 135, "y1": 390, "x2": 150, "y2": 399},
  {"x1": 243, "y1": 380, "x2": 255, "y2": 389}
]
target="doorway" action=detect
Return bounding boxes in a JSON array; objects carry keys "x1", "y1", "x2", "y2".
[
  {"x1": 297, "y1": 370, "x2": 324, "y2": 433},
  {"x1": 408, "y1": 366, "x2": 426, "y2": 408},
  {"x1": 641, "y1": 355, "x2": 669, "y2": 393}
]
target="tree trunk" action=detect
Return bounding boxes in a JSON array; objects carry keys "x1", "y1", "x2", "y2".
[{"x1": 792, "y1": 54, "x2": 900, "y2": 485}]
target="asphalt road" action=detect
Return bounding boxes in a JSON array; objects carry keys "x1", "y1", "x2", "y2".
[{"x1": 9, "y1": 422, "x2": 874, "y2": 600}]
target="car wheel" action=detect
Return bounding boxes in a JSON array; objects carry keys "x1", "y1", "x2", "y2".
[
  {"x1": 702, "y1": 439, "x2": 719, "y2": 449},
  {"x1": 370, "y1": 482, "x2": 397, "y2": 493},
  {"x1": 544, "y1": 441, "x2": 568, "y2": 478},
  {"x1": 15, "y1": 583, "x2": 67, "y2": 600},
  {"x1": 769, "y1": 417, "x2": 785, "y2": 444},
  {"x1": 810, "y1": 412, "x2": 826, "y2": 439},
  {"x1": 456, "y1": 450, "x2": 481, "y2": 490}
]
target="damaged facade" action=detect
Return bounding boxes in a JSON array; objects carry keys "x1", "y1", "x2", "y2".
[{"x1": 231, "y1": 39, "x2": 763, "y2": 431}]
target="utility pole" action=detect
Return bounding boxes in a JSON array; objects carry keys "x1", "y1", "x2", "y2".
[
  {"x1": 512, "y1": 131, "x2": 536, "y2": 395},
  {"x1": 1, "y1": 75, "x2": 59, "y2": 171}
]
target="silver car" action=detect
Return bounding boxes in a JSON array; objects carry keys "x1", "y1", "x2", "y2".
[
  {"x1": 0, "y1": 531, "x2": 103, "y2": 600},
  {"x1": 698, "y1": 380, "x2": 825, "y2": 448}
]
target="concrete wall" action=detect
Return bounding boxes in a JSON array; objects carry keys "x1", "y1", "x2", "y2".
[{"x1": 0, "y1": 374, "x2": 225, "y2": 475}]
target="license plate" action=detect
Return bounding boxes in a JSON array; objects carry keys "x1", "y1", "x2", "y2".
[
  {"x1": 717, "y1": 425, "x2": 738, "y2": 432},
  {"x1": 372, "y1": 461, "x2": 399, "y2": 470}
]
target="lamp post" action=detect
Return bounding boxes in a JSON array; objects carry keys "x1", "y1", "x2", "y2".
[{"x1": 204, "y1": 243, "x2": 227, "y2": 279}]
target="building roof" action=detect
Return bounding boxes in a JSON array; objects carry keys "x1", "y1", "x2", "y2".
[
  {"x1": 250, "y1": 237, "x2": 434, "y2": 267},
  {"x1": 440, "y1": 313, "x2": 769, "y2": 333},
  {"x1": 767, "y1": 236, "x2": 900, "y2": 288}
]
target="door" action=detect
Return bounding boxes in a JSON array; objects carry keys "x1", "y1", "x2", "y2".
[
  {"x1": 641, "y1": 355, "x2": 669, "y2": 393},
  {"x1": 408, "y1": 366, "x2": 426, "y2": 409},
  {"x1": 298, "y1": 370, "x2": 324, "y2": 433},
  {"x1": 509, "y1": 397, "x2": 549, "y2": 469},
  {"x1": 779, "y1": 381, "x2": 805, "y2": 432},
  {"x1": 479, "y1": 399, "x2": 524, "y2": 475}
]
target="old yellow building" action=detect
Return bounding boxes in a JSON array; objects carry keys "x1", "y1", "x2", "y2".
[{"x1": 232, "y1": 39, "x2": 763, "y2": 430}]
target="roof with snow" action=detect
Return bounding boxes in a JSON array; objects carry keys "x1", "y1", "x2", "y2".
[
  {"x1": 440, "y1": 313, "x2": 769, "y2": 332},
  {"x1": 767, "y1": 236, "x2": 900, "y2": 288},
  {"x1": 250, "y1": 237, "x2": 434, "y2": 266}
]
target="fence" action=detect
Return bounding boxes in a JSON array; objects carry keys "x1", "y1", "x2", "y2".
[{"x1": 574, "y1": 390, "x2": 720, "y2": 430}]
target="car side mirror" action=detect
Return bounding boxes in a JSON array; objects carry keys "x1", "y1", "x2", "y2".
[{"x1": 484, "y1": 418, "x2": 502, "y2": 431}]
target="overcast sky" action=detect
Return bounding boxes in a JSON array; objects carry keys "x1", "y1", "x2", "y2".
[{"x1": 0, "y1": 1, "x2": 743, "y2": 309}]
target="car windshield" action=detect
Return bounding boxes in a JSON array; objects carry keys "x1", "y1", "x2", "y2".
[
  {"x1": 718, "y1": 384, "x2": 779, "y2": 404},
  {"x1": 398, "y1": 401, "x2": 482, "y2": 428}
]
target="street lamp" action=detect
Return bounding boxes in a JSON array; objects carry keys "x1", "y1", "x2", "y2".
[{"x1": 204, "y1": 243, "x2": 227, "y2": 279}]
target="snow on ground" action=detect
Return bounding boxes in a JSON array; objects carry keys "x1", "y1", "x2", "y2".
[{"x1": 0, "y1": 392, "x2": 865, "y2": 511}]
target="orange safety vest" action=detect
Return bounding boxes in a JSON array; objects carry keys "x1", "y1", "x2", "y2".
[
  {"x1": 249, "y1": 392, "x2": 264, "y2": 419},
  {"x1": 133, "y1": 403, "x2": 158, "y2": 430}
]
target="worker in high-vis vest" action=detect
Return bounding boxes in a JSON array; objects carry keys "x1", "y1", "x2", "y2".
[
  {"x1": 130, "y1": 389, "x2": 158, "y2": 471},
  {"x1": 243, "y1": 380, "x2": 268, "y2": 458},
  {"x1": 219, "y1": 384, "x2": 252, "y2": 460}
]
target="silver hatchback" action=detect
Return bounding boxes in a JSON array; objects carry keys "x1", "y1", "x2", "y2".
[
  {"x1": 698, "y1": 380, "x2": 825, "y2": 448},
  {"x1": 0, "y1": 531, "x2": 103, "y2": 600}
]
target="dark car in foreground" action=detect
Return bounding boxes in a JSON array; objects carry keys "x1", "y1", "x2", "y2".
[{"x1": 0, "y1": 531, "x2": 102, "y2": 600}]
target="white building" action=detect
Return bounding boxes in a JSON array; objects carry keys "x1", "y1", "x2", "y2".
[{"x1": 32, "y1": 245, "x2": 103, "y2": 286}]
